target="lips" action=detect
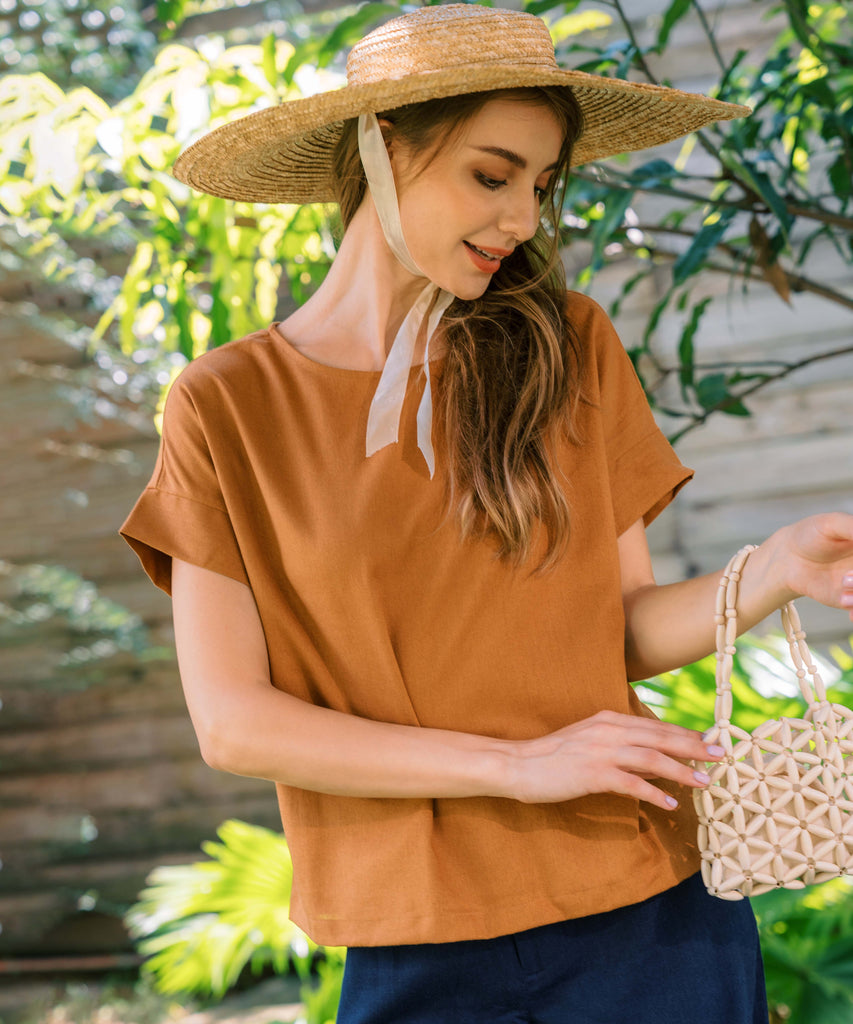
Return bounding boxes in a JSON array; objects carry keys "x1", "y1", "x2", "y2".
[
  {"x1": 464, "y1": 241, "x2": 513, "y2": 260},
  {"x1": 463, "y1": 241, "x2": 514, "y2": 274}
]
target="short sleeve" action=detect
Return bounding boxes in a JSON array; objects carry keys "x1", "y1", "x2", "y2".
[
  {"x1": 576, "y1": 294, "x2": 693, "y2": 535},
  {"x1": 120, "y1": 371, "x2": 249, "y2": 596}
]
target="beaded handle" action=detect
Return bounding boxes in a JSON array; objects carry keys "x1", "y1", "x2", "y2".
[{"x1": 714, "y1": 545, "x2": 827, "y2": 724}]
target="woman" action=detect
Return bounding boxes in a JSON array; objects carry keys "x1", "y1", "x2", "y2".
[{"x1": 121, "y1": 6, "x2": 853, "y2": 1021}]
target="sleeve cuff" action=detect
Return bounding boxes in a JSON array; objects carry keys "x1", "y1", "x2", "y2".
[
  {"x1": 610, "y1": 431, "x2": 693, "y2": 536},
  {"x1": 120, "y1": 487, "x2": 249, "y2": 596}
]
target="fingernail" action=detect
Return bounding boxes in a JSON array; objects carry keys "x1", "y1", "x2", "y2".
[
  {"x1": 665, "y1": 796, "x2": 678, "y2": 809},
  {"x1": 706, "y1": 744, "x2": 725, "y2": 757},
  {"x1": 844, "y1": 572, "x2": 853, "y2": 586},
  {"x1": 693, "y1": 770, "x2": 710, "y2": 785},
  {"x1": 842, "y1": 594, "x2": 853, "y2": 607}
]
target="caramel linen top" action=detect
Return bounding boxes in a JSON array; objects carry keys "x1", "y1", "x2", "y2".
[{"x1": 121, "y1": 291, "x2": 701, "y2": 947}]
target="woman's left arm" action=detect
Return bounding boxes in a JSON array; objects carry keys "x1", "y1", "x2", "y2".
[{"x1": 620, "y1": 511, "x2": 853, "y2": 682}]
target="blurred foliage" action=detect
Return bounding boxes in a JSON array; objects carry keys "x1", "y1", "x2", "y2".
[
  {"x1": 757, "y1": 881, "x2": 853, "y2": 1024},
  {"x1": 0, "y1": 31, "x2": 336, "y2": 378},
  {"x1": 0, "y1": 559, "x2": 150, "y2": 667},
  {"x1": 549, "y1": 0, "x2": 853, "y2": 440},
  {"x1": 0, "y1": 1, "x2": 843, "y2": 440},
  {"x1": 0, "y1": 0, "x2": 163, "y2": 102},
  {"x1": 641, "y1": 632, "x2": 853, "y2": 1023},
  {"x1": 0, "y1": 1, "x2": 850, "y2": 442},
  {"x1": 126, "y1": 818, "x2": 345, "y2": 1023}
]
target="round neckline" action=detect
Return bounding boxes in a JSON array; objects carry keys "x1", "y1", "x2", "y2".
[{"x1": 269, "y1": 323, "x2": 445, "y2": 377}]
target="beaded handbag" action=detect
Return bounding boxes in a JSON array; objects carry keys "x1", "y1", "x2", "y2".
[{"x1": 694, "y1": 545, "x2": 853, "y2": 900}]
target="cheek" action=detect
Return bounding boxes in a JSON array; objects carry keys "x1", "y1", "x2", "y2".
[
  {"x1": 398, "y1": 179, "x2": 476, "y2": 250},
  {"x1": 398, "y1": 199, "x2": 454, "y2": 266}
]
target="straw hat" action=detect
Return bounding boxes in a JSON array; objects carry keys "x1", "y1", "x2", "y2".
[{"x1": 173, "y1": 4, "x2": 749, "y2": 204}]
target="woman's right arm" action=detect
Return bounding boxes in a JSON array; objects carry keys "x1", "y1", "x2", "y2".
[{"x1": 172, "y1": 558, "x2": 720, "y2": 810}]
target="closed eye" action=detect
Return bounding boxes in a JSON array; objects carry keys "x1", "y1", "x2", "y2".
[
  {"x1": 476, "y1": 171, "x2": 548, "y2": 202},
  {"x1": 475, "y1": 171, "x2": 507, "y2": 191}
]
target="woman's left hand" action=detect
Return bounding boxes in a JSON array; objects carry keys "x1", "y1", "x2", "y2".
[
  {"x1": 772, "y1": 512, "x2": 853, "y2": 620},
  {"x1": 622, "y1": 511, "x2": 853, "y2": 681}
]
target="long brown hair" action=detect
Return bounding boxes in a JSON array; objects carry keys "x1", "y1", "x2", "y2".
[{"x1": 332, "y1": 87, "x2": 585, "y2": 570}]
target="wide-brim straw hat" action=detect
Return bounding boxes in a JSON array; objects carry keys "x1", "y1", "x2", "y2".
[{"x1": 173, "y1": 3, "x2": 750, "y2": 205}]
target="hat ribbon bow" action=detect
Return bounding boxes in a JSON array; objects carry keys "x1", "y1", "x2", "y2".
[{"x1": 358, "y1": 112, "x2": 454, "y2": 478}]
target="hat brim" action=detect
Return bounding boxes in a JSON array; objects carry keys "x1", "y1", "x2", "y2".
[{"x1": 173, "y1": 64, "x2": 750, "y2": 205}]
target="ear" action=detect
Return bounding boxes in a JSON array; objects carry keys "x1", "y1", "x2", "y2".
[{"x1": 376, "y1": 117, "x2": 395, "y2": 158}]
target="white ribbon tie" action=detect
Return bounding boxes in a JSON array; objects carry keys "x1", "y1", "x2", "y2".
[{"x1": 357, "y1": 112, "x2": 454, "y2": 477}]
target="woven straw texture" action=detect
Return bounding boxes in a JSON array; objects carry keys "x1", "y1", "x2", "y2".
[
  {"x1": 695, "y1": 546, "x2": 853, "y2": 901},
  {"x1": 173, "y1": 4, "x2": 751, "y2": 204}
]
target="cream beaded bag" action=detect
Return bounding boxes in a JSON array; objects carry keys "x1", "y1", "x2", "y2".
[{"x1": 694, "y1": 545, "x2": 853, "y2": 900}]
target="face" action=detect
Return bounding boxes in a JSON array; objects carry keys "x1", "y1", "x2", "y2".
[{"x1": 387, "y1": 98, "x2": 564, "y2": 300}]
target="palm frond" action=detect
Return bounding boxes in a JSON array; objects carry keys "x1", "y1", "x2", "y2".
[{"x1": 125, "y1": 819, "x2": 328, "y2": 998}]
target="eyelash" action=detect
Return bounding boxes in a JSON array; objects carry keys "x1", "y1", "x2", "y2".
[
  {"x1": 476, "y1": 172, "x2": 506, "y2": 191},
  {"x1": 475, "y1": 172, "x2": 547, "y2": 200}
]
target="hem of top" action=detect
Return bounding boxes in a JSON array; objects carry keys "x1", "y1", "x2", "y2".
[{"x1": 289, "y1": 855, "x2": 701, "y2": 948}]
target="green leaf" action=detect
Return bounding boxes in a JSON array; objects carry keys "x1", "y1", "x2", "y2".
[
  {"x1": 209, "y1": 279, "x2": 230, "y2": 349},
  {"x1": 694, "y1": 372, "x2": 750, "y2": 416},
  {"x1": 610, "y1": 268, "x2": 651, "y2": 320},
  {"x1": 717, "y1": 48, "x2": 749, "y2": 99},
  {"x1": 317, "y1": 4, "x2": 402, "y2": 68},
  {"x1": 677, "y1": 296, "x2": 712, "y2": 397},
  {"x1": 548, "y1": 10, "x2": 611, "y2": 44},
  {"x1": 719, "y1": 152, "x2": 794, "y2": 235},
  {"x1": 173, "y1": 280, "x2": 193, "y2": 360},
  {"x1": 828, "y1": 153, "x2": 853, "y2": 202},
  {"x1": 722, "y1": 398, "x2": 750, "y2": 417},
  {"x1": 626, "y1": 158, "x2": 683, "y2": 189},
  {"x1": 125, "y1": 820, "x2": 327, "y2": 1000},
  {"x1": 643, "y1": 293, "x2": 671, "y2": 347},
  {"x1": 693, "y1": 372, "x2": 726, "y2": 410},
  {"x1": 283, "y1": 38, "x2": 324, "y2": 86},
  {"x1": 589, "y1": 188, "x2": 634, "y2": 272},
  {"x1": 524, "y1": 0, "x2": 579, "y2": 15},
  {"x1": 261, "y1": 33, "x2": 278, "y2": 89},
  {"x1": 672, "y1": 208, "x2": 736, "y2": 287},
  {"x1": 657, "y1": 0, "x2": 692, "y2": 51}
]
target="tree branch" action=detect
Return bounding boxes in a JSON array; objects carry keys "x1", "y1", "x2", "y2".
[
  {"x1": 783, "y1": 204, "x2": 853, "y2": 232},
  {"x1": 691, "y1": 0, "x2": 727, "y2": 76},
  {"x1": 562, "y1": 226, "x2": 853, "y2": 313},
  {"x1": 665, "y1": 341, "x2": 853, "y2": 443},
  {"x1": 569, "y1": 169, "x2": 853, "y2": 234},
  {"x1": 569, "y1": 168, "x2": 753, "y2": 212},
  {"x1": 610, "y1": 0, "x2": 660, "y2": 83}
]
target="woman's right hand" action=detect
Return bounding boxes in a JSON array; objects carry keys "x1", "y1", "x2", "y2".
[
  {"x1": 504, "y1": 711, "x2": 724, "y2": 811},
  {"x1": 172, "y1": 558, "x2": 721, "y2": 809}
]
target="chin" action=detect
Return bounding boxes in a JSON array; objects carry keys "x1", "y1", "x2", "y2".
[{"x1": 445, "y1": 279, "x2": 492, "y2": 302}]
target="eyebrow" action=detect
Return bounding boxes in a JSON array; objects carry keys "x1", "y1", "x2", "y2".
[{"x1": 470, "y1": 145, "x2": 559, "y2": 173}]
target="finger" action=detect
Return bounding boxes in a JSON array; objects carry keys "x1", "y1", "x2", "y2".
[
  {"x1": 842, "y1": 572, "x2": 853, "y2": 616},
  {"x1": 617, "y1": 746, "x2": 712, "y2": 791},
  {"x1": 605, "y1": 768, "x2": 684, "y2": 813},
  {"x1": 591, "y1": 716, "x2": 724, "y2": 763}
]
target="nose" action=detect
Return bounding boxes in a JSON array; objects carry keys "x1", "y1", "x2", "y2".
[{"x1": 498, "y1": 188, "x2": 541, "y2": 244}]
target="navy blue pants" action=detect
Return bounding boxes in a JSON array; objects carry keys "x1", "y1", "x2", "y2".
[{"x1": 337, "y1": 873, "x2": 768, "y2": 1023}]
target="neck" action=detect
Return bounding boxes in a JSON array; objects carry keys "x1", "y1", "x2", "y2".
[{"x1": 281, "y1": 196, "x2": 437, "y2": 370}]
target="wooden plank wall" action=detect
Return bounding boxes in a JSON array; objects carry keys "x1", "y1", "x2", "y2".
[{"x1": 0, "y1": 300, "x2": 282, "y2": 958}]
